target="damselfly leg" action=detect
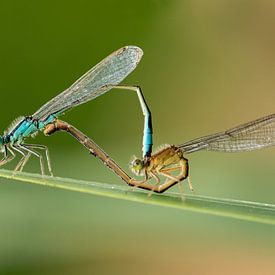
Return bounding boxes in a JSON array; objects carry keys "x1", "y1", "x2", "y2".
[
  {"x1": 9, "y1": 143, "x2": 52, "y2": 176},
  {"x1": 14, "y1": 152, "x2": 31, "y2": 173},
  {"x1": 0, "y1": 146, "x2": 15, "y2": 167},
  {"x1": 23, "y1": 144, "x2": 53, "y2": 176}
]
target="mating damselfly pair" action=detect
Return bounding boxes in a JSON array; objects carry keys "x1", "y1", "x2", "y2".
[{"x1": 1, "y1": 46, "x2": 275, "y2": 193}]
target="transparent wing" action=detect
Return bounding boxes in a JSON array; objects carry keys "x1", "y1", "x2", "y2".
[
  {"x1": 33, "y1": 46, "x2": 143, "y2": 121},
  {"x1": 179, "y1": 113, "x2": 275, "y2": 154}
]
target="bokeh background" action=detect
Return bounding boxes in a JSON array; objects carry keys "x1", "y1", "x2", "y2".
[{"x1": 0, "y1": 1, "x2": 275, "y2": 274}]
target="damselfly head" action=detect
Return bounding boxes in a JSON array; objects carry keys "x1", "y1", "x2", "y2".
[{"x1": 130, "y1": 156, "x2": 144, "y2": 176}]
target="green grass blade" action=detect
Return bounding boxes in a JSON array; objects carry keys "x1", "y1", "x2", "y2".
[{"x1": 0, "y1": 169, "x2": 275, "y2": 225}]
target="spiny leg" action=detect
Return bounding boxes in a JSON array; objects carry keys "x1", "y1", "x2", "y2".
[
  {"x1": 0, "y1": 146, "x2": 8, "y2": 166},
  {"x1": 179, "y1": 158, "x2": 193, "y2": 192},
  {"x1": 157, "y1": 165, "x2": 185, "y2": 199},
  {"x1": 18, "y1": 144, "x2": 45, "y2": 175},
  {"x1": 177, "y1": 181, "x2": 185, "y2": 200},
  {"x1": 152, "y1": 158, "x2": 189, "y2": 193},
  {"x1": 23, "y1": 144, "x2": 53, "y2": 176},
  {"x1": 161, "y1": 160, "x2": 193, "y2": 193},
  {"x1": 187, "y1": 176, "x2": 193, "y2": 192},
  {"x1": 160, "y1": 166, "x2": 182, "y2": 173},
  {"x1": 159, "y1": 165, "x2": 187, "y2": 196},
  {"x1": 146, "y1": 171, "x2": 161, "y2": 197},
  {"x1": 129, "y1": 173, "x2": 152, "y2": 192},
  {"x1": 174, "y1": 158, "x2": 190, "y2": 195},
  {"x1": 14, "y1": 152, "x2": 31, "y2": 173},
  {"x1": 18, "y1": 153, "x2": 31, "y2": 172},
  {"x1": 0, "y1": 146, "x2": 15, "y2": 166},
  {"x1": 11, "y1": 145, "x2": 28, "y2": 174},
  {"x1": 129, "y1": 170, "x2": 157, "y2": 195},
  {"x1": 157, "y1": 166, "x2": 182, "y2": 182},
  {"x1": 173, "y1": 158, "x2": 191, "y2": 193},
  {"x1": 148, "y1": 171, "x2": 160, "y2": 185},
  {"x1": 129, "y1": 167, "x2": 179, "y2": 195}
]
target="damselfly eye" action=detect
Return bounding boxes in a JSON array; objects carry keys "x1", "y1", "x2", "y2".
[{"x1": 130, "y1": 157, "x2": 144, "y2": 176}]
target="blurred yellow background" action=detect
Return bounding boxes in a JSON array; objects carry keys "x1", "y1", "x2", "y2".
[{"x1": 0, "y1": 1, "x2": 275, "y2": 274}]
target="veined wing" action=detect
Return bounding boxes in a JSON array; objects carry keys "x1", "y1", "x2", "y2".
[
  {"x1": 33, "y1": 46, "x2": 143, "y2": 121},
  {"x1": 179, "y1": 113, "x2": 275, "y2": 154}
]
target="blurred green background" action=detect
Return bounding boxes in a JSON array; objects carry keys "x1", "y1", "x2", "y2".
[{"x1": 1, "y1": 1, "x2": 275, "y2": 274}]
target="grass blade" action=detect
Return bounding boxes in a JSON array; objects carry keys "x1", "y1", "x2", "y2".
[{"x1": 0, "y1": 169, "x2": 274, "y2": 225}]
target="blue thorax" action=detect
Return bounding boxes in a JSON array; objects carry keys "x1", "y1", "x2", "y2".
[{"x1": 3, "y1": 114, "x2": 58, "y2": 145}]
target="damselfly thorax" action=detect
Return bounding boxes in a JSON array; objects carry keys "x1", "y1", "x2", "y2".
[{"x1": 131, "y1": 145, "x2": 192, "y2": 193}]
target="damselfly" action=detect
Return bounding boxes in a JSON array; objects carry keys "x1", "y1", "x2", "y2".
[
  {"x1": 0, "y1": 46, "x2": 152, "y2": 175},
  {"x1": 130, "y1": 113, "x2": 275, "y2": 192}
]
